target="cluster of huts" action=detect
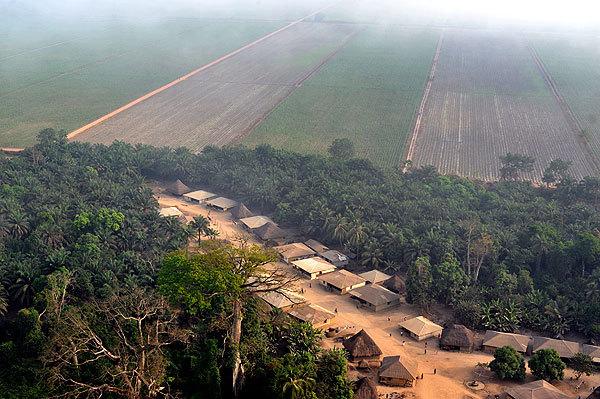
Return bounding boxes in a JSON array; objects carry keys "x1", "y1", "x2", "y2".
[
  {"x1": 481, "y1": 330, "x2": 600, "y2": 364},
  {"x1": 162, "y1": 181, "x2": 597, "y2": 398},
  {"x1": 343, "y1": 329, "x2": 420, "y2": 390}
]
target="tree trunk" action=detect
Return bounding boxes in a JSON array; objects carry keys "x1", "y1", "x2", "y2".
[{"x1": 231, "y1": 299, "x2": 244, "y2": 398}]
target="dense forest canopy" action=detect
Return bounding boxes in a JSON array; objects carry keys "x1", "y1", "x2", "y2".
[{"x1": 2, "y1": 129, "x2": 600, "y2": 397}]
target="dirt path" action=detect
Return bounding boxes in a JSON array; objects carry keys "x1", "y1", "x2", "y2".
[
  {"x1": 403, "y1": 29, "x2": 444, "y2": 172},
  {"x1": 67, "y1": 3, "x2": 337, "y2": 141}
]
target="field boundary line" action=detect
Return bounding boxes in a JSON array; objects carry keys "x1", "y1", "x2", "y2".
[
  {"x1": 528, "y1": 44, "x2": 600, "y2": 173},
  {"x1": 67, "y1": 4, "x2": 336, "y2": 141},
  {"x1": 233, "y1": 27, "x2": 361, "y2": 145},
  {"x1": 403, "y1": 30, "x2": 444, "y2": 172}
]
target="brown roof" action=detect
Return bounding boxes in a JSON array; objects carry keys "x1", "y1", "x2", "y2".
[
  {"x1": 505, "y1": 380, "x2": 571, "y2": 399},
  {"x1": 583, "y1": 344, "x2": 600, "y2": 361},
  {"x1": 483, "y1": 331, "x2": 531, "y2": 352},
  {"x1": 343, "y1": 329, "x2": 382, "y2": 359},
  {"x1": 206, "y1": 197, "x2": 238, "y2": 210},
  {"x1": 320, "y1": 249, "x2": 348, "y2": 264},
  {"x1": 350, "y1": 284, "x2": 399, "y2": 306},
  {"x1": 383, "y1": 274, "x2": 406, "y2": 295},
  {"x1": 291, "y1": 257, "x2": 336, "y2": 275},
  {"x1": 274, "y1": 243, "x2": 315, "y2": 260},
  {"x1": 254, "y1": 222, "x2": 288, "y2": 240},
  {"x1": 304, "y1": 239, "x2": 329, "y2": 253},
  {"x1": 354, "y1": 377, "x2": 377, "y2": 399},
  {"x1": 440, "y1": 324, "x2": 475, "y2": 348},
  {"x1": 240, "y1": 215, "x2": 273, "y2": 229},
  {"x1": 359, "y1": 270, "x2": 391, "y2": 284},
  {"x1": 319, "y1": 269, "x2": 366, "y2": 290},
  {"x1": 183, "y1": 190, "x2": 217, "y2": 201},
  {"x1": 531, "y1": 337, "x2": 580, "y2": 359},
  {"x1": 399, "y1": 316, "x2": 443, "y2": 337},
  {"x1": 288, "y1": 304, "x2": 335, "y2": 325},
  {"x1": 167, "y1": 179, "x2": 190, "y2": 196},
  {"x1": 379, "y1": 356, "x2": 419, "y2": 381},
  {"x1": 231, "y1": 203, "x2": 253, "y2": 219},
  {"x1": 257, "y1": 290, "x2": 306, "y2": 309}
]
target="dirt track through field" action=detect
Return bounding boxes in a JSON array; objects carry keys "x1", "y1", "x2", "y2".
[
  {"x1": 69, "y1": 4, "x2": 341, "y2": 144},
  {"x1": 403, "y1": 29, "x2": 444, "y2": 172},
  {"x1": 410, "y1": 30, "x2": 599, "y2": 181}
]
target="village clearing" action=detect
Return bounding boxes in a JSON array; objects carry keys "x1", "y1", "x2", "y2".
[{"x1": 154, "y1": 184, "x2": 600, "y2": 399}]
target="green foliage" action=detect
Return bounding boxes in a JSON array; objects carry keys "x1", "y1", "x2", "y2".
[
  {"x1": 529, "y1": 349, "x2": 566, "y2": 381},
  {"x1": 431, "y1": 253, "x2": 469, "y2": 305},
  {"x1": 406, "y1": 256, "x2": 433, "y2": 308},
  {"x1": 542, "y1": 159, "x2": 572, "y2": 186},
  {"x1": 489, "y1": 346, "x2": 526, "y2": 381},
  {"x1": 158, "y1": 251, "x2": 241, "y2": 315},
  {"x1": 571, "y1": 352, "x2": 594, "y2": 379},
  {"x1": 500, "y1": 153, "x2": 535, "y2": 180},
  {"x1": 328, "y1": 139, "x2": 355, "y2": 159},
  {"x1": 315, "y1": 349, "x2": 353, "y2": 399}
]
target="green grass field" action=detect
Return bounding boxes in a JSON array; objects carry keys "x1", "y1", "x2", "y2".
[
  {"x1": 0, "y1": 18, "x2": 286, "y2": 147},
  {"x1": 243, "y1": 27, "x2": 440, "y2": 168},
  {"x1": 532, "y1": 35, "x2": 600, "y2": 158}
]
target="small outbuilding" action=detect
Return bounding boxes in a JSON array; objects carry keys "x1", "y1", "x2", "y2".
[
  {"x1": 320, "y1": 249, "x2": 349, "y2": 268},
  {"x1": 291, "y1": 257, "x2": 336, "y2": 279},
  {"x1": 304, "y1": 239, "x2": 329, "y2": 254},
  {"x1": 239, "y1": 215, "x2": 273, "y2": 230},
  {"x1": 583, "y1": 344, "x2": 600, "y2": 364},
  {"x1": 319, "y1": 269, "x2": 366, "y2": 294},
  {"x1": 359, "y1": 270, "x2": 391, "y2": 285},
  {"x1": 529, "y1": 337, "x2": 580, "y2": 359},
  {"x1": 382, "y1": 274, "x2": 406, "y2": 296},
  {"x1": 254, "y1": 222, "x2": 289, "y2": 242},
  {"x1": 482, "y1": 331, "x2": 531, "y2": 354},
  {"x1": 257, "y1": 289, "x2": 306, "y2": 311},
  {"x1": 159, "y1": 206, "x2": 184, "y2": 218},
  {"x1": 504, "y1": 380, "x2": 571, "y2": 399},
  {"x1": 342, "y1": 329, "x2": 382, "y2": 361},
  {"x1": 166, "y1": 179, "x2": 190, "y2": 196},
  {"x1": 378, "y1": 355, "x2": 419, "y2": 387},
  {"x1": 354, "y1": 377, "x2": 377, "y2": 399},
  {"x1": 230, "y1": 203, "x2": 253, "y2": 219},
  {"x1": 350, "y1": 284, "x2": 400, "y2": 312},
  {"x1": 205, "y1": 197, "x2": 238, "y2": 211},
  {"x1": 288, "y1": 304, "x2": 335, "y2": 329},
  {"x1": 183, "y1": 190, "x2": 217, "y2": 204},
  {"x1": 440, "y1": 324, "x2": 475, "y2": 352},
  {"x1": 273, "y1": 243, "x2": 316, "y2": 264},
  {"x1": 399, "y1": 316, "x2": 443, "y2": 341}
]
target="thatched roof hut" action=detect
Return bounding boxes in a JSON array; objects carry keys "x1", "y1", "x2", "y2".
[
  {"x1": 254, "y1": 222, "x2": 288, "y2": 240},
  {"x1": 167, "y1": 179, "x2": 190, "y2": 196},
  {"x1": 231, "y1": 203, "x2": 253, "y2": 219},
  {"x1": 354, "y1": 377, "x2": 377, "y2": 399},
  {"x1": 383, "y1": 274, "x2": 406, "y2": 295},
  {"x1": 342, "y1": 329, "x2": 382, "y2": 361},
  {"x1": 440, "y1": 324, "x2": 476, "y2": 352}
]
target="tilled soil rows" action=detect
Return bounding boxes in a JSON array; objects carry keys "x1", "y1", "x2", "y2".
[
  {"x1": 410, "y1": 30, "x2": 599, "y2": 181},
  {"x1": 74, "y1": 22, "x2": 358, "y2": 151}
]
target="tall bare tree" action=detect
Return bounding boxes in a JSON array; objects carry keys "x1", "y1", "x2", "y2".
[{"x1": 44, "y1": 288, "x2": 189, "y2": 399}]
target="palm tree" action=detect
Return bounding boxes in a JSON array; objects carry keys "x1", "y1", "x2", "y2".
[
  {"x1": 332, "y1": 215, "x2": 349, "y2": 245},
  {"x1": 190, "y1": 215, "x2": 218, "y2": 243},
  {"x1": 0, "y1": 285, "x2": 8, "y2": 316},
  {"x1": 282, "y1": 376, "x2": 315, "y2": 399},
  {"x1": 360, "y1": 241, "x2": 384, "y2": 269},
  {"x1": 7, "y1": 210, "x2": 30, "y2": 239}
]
